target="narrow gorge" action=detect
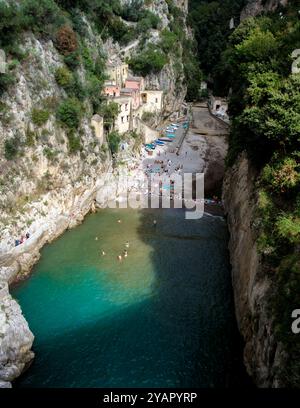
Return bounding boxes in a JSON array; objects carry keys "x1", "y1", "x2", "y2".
[{"x1": 0, "y1": 0, "x2": 299, "y2": 389}]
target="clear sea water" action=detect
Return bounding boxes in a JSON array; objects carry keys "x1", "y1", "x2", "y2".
[{"x1": 12, "y1": 208, "x2": 247, "y2": 388}]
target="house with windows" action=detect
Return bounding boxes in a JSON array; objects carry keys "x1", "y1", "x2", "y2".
[
  {"x1": 125, "y1": 76, "x2": 145, "y2": 92},
  {"x1": 113, "y1": 96, "x2": 132, "y2": 134},
  {"x1": 104, "y1": 82, "x2": 121, "y2": 98},
  {"x1": 141, "y1": 90, "x2": 164, "y2": 114},
  {"x1": 106, "y1": 60, "x2": 129, "y2": 88},
  {"x1": 103, "y1": 61, "x2": 165, "y2": 134},
  {"x1": 120, "y1": 87, "x2": 141, "y2": 111}
]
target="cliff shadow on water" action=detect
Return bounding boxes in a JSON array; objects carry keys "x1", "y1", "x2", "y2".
[
  {"x1": 12, "y1": 207, "x2": 252, "y2": 388},
  {"x1": 135, "y1": 207, "x2": 251, "y2": 387}
]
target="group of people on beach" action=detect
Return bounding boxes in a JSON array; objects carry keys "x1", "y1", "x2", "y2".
[
  {"x1": 145, "y1": 157, "x2": 181, "y2": 178},
  {"x1": 15, "y1": 232, "x2": 30, "y2": 247}
]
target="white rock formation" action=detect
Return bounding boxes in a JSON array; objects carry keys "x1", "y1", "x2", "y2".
[{"x1": 0, "y1": 282, "x2": 34, "y2": 388}]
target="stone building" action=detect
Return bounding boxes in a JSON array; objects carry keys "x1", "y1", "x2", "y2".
[
  {"x1": 104, "y1": 82, "x2": 121, "y2": 98},
  {"x1": 91, "y1": 114, "x2": 104, "y2": 145},
  {"x1": 125, "y1": 76, "x2": 145, "y2": 92},
  {"x1": 103, "y1": 64, "x2": 165, "y2": 134},
  {"x1": 120, "y1": 87, "x2": 141, "y2": 110},
  {"x1": 113, "y1": 97, "x2": 132, "y2": 134},
  {"x1": 141, "y1": 90, "x2": 164, "y2": 113},
  {"x1": 106, "y1": 60, "x2": 129, "y2": 88}
]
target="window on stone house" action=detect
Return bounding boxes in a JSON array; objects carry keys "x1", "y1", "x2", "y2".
[{"x1": 121, "y1": 116, "x2": 124, "y2": 123}]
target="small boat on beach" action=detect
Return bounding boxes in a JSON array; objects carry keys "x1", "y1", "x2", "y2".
[{"x1": 146, "y1": 144, "x2": 156, "y2": 150}]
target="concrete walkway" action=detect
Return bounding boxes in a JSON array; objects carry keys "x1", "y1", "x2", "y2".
[
  {"x1": 139, "y1": 104, "x2": 229, "y2": 197},
  {"x1": 190, "y1": 104, "x2": 229, "y2": 136}
]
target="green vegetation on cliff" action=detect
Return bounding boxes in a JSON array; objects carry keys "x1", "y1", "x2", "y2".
[
  {"x1": 128, "y1": 0, "x2": 202, "y2": 100},
  {"x1": 228, "y1": 4, "x2": 300, "y2": 388},
  {"x1": 188, "y1": 0, "x2": 247, "y2": 95},
  {"x1": 190, "y1": 0, "x2": 300, "y2": 386}
]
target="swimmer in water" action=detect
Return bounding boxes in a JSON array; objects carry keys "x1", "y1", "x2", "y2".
[
  {"x1": 118, "y1": 255, "x2": 122, "y2": 261},
  {"x1": 124, "y1": 250, "x2": 128, "y2": 258},
  {"x1": 153, "y1": 220, "x2": 157, "y2": 227},
  {"x1": 95, "y1": 237, "x2": 98, "y2": 241},
  {"x1": 125, "y1": 241, "x2": 129, "y2": 248},
  {"x1": 118, "y1": 219, "x2": 122, "y2": 224},
  {"x1": 101, "y1": 250, "x2": 106, "y2": 256}
]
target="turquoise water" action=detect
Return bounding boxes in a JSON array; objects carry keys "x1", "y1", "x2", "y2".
[{"x1": 12, "y1": 208, "x2": 246, "y2": 388}]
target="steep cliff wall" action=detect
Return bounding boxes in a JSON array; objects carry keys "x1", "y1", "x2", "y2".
[
  {"x1": 241, "y1": 0, "x2": 289, "y2": 20},
  {"x1": 0, "y1": 283, "x2": 34, "y2": 388},
  {"x1": 145, "y1": 0, "x2": 189, "y2": 114},
  {"x1": 223, "y1": 153, "x2": 287, "y2": 387},
  {"x1": 221, "y1": 0, "x2": 297, "y2": 388},
  {"x1": 0, "y1": 13, "x2": 111, "y2": 387},
  {"x1": 106, "y1": 0, "x2": 189, "y2": 115},
  {"x1": 0, "y1": 0, "x2": 190, "y2": 387}
]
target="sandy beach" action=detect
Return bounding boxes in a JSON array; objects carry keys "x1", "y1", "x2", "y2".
[{"x1": 136, "y1": 104, "x2": 228, "y2": 210}]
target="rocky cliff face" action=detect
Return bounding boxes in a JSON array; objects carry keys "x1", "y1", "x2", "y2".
[
  {"x1": 0, "y1": 283, "x2": 34, "y2": 388},
  {"x1": 0, "y1": 0, "x2": 190, "y2": 387},
  {"x1": 0, "y1": 20, "x2": 111, "y2": 387},
  {"x1": 221, "y1": 0, "x2": 293, "y2": 388},
  {"x1": 241, "y1": 0, "x2": 289, "y2": 20},
  {"x1": 144, "y1": 60, "x2": 187, "y2": 116},
  {"x1": 106, "y1": 0, "x2": 189, "y2": 116},
  {"x1": 144, "y1": 0, "x2": 188, "y2": 115},
  {"x1": 223, "y1": 153, "x2": 287, "y2": 387}
]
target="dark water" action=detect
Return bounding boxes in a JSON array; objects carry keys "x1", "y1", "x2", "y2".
[{"x1": 12, "y1": 208, "x2": 247, "y2": 388}]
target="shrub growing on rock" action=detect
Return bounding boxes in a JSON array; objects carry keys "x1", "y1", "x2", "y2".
[
  {"x1": 67, "y1": 131, "x2": 81, "y2": 153},
  {"x1": 4, "y1": 136, "x2": 20, "y2": 160},
  {"x1": 64, "y1": 51, "x2": 80, "y2": 70},
  {"x1": 108, "y1": 131, "x2": 121, "y2": 154},
  {"x1": 100, "y1": 102, "x2": 119, "y2": 130},
  {"x1": 129, "y1": 45, "x2": 168, "y2": 76},
  {"x1": 55, "y1": 66, "x2": 74, "y2": 88},
  {"x1": 20, "y1": 0, "x2": 61, "y2": 34},
  {"x1": 56, "y1": 97, "x2": 81, "y2": 129},
  {"x1": 55, "y1": 25, "x2": 78, "y2": 56},
  {"x1": 31, "y1": 108, "x2": 50, "y2": 126},
  {"x1": 262, "y1": 158, "x2": 300, "y2": 194},
  {"x1": 141, "y1": 111, "x2": 155, "y2": 123}
]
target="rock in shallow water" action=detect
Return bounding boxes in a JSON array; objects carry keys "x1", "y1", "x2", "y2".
[{"x1": 0, "y1": 283, "x2": 34, "y2": 387}]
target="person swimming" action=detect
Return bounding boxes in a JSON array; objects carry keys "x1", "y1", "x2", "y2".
[
  {"x1": 124, "y1": 250, "x2": 128, "y2": 258},
  {"x1": 117, "y1": 255, "x2": 122, "y2": 261},
  {"x1": 95, "y1": 237, "x2": 98, "y2": 241},
  {"x1": 118, "y1": 219, "x2": 122, "y2": 224},
  {"x1": 101, "y1": 250, "x2": 106, "y2": 256},
  {"x1": 125, "y1": 241, "x2": 129, "y2": 248},
  {"x1": 153, "y1": 220, "x2": 157, "y2": 227}
]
